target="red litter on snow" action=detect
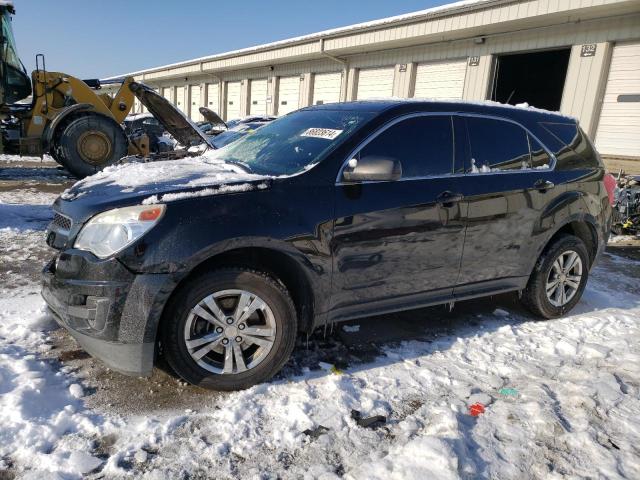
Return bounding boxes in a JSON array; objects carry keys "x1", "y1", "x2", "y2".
[{"x1": 469, "y1": 403, "x2": 486, "y2": 417}]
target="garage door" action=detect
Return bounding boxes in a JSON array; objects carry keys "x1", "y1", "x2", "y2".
[
  {"x1": 190, "y1": 85, "x2": 201, "y2": 121},
  {"x1": 595, "y1": 41, "x2": 640, "y2": 158},
  {"x1": 413, "y1": 59, "x2": 467, "y2": 99},
  {"x1": 162, "y1": 87, "x2": 172, "y2": 104},
  {"x1": 312, "y1": 72, "x2": 341, "y2": 105},
  {"x1": 249, "y1": 78, "x2": 268, "y2": 116},
  {"x1": 277, "y1": 76, "x2": 300, "y2": 115},
  {"x1": 175, "y1": 86, "x2": 185, "y2": 112},
  {"x1": 206, "y1": 83, "x2": 220, "y2": 115},
  {"x1": 226, "y1": 81, "x2": 241, "y2": 120},
  {"x1": 357, "y1": 66, "x2": 395, "y2": 100}
]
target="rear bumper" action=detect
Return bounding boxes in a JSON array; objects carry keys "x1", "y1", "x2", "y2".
[{"x1": 41, "y1": 250, "x2": 172, "y2": 376}]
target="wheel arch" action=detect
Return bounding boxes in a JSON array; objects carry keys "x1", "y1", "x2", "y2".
[
  {"x1": 155, "y1": 245, "x2": 319, "y2": 344},
  {"x1": 535, "y1": 214, "x2": 600, "y2": 270}
]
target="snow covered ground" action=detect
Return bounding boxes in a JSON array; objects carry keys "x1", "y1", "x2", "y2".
[{"x1": 1, "y1": 156, "x2": 639, "y2": 479}]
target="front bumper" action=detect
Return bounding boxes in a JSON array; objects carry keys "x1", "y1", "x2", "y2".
[{"x1": 41, "y1": 250, "x2": 171, "y2": 376}]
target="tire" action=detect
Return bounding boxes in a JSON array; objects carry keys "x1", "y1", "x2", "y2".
[
  {"x1": 56, "y1": 114, "x2": 128, "y2": 178},
  {"x1": 161, "y1": 268, "x2": 298, "y2": 391},
  {"x1": 521, "y1": 234, "x2": 590, "y2": 319}
]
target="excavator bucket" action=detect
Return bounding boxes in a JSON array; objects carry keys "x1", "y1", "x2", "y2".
[{"x1": 129, "y1": 82, "x2": 214, "y2": 149}]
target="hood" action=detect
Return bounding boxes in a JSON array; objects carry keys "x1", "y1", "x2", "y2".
[
  {"x1": 130, "y1": 82, "x2": 214, "y2": 149},
  {"x1": 199, "y1": 107, "x2": 227, "y2": 129},
  {"x1": 57, "y1": 152, "x2": 271, "y2": 221}
]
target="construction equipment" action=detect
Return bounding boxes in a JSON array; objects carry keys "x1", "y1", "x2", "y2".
[{"x1": 0, "y1": 2, "x2": 136, "y2": 177}]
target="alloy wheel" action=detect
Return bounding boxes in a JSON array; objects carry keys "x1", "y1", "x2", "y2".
[
  {"x1": 545, "y1": 250, "x2": 583, "y2": 307},
  {"x1": 183, "y1": 289, "x2": 276, "y2": 374}
]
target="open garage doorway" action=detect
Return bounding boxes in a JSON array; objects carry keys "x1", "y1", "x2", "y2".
[{"x1": 490, "y1": 48, "x2": 571, "y2": 111}]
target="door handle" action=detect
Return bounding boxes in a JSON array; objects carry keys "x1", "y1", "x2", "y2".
[
  {"x1": 533, "y1": 179, "x2": 555, "y2": 191},
  {"x1": 436, "y1": 191, "x2": 464, "y2": 206}
]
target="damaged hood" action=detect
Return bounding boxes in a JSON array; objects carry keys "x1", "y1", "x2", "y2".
[
  {"x1": 57, "y1": 154, "x2": 271, "y2": 221},
  {"x1": 130, "y1": 82, "x2": 215, "y2": 149}
]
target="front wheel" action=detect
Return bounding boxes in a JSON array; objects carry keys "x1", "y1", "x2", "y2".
[
  {"x1": 161, "y1": 269, "x2": 297, "y2": 390},
  {"x1": 521, "y1": 234, "x2": 590, "y2": 319}
]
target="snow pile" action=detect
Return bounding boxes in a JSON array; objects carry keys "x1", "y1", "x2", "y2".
[
  {"x1": 2, "y1": 223, "x2": 640, "y2": 478},
  {"x1": 0, "y1": 154, "x2": 56, "y2": 164},
  {"x1": 0, "y1": 291, "x2": 104, "y2": 477},
  {"x1": 121, "y1": 285, "x2": 638, "y2": 479}
]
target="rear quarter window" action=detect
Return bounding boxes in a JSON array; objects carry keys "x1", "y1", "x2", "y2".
[{"x1": 540, "y1": 122, "x2": 600, "y2": 170}]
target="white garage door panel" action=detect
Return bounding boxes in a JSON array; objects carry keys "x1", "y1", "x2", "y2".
[
  {"x1": 175, "y1": 86, "x2": 185, "y2": 112},
  {"x1": 206, "y1": 83, "x2": 220, "y2": 114},
  {"x1": 357, "y1": 66, "x2": 394, "y2": 100},
  {"x1": 278, "y1": 76, "x2": 300, "y2": 115},
  {"x1": 595, "y1": 41, "x2": 640, "y2": 157},
  {"x1": 162, "y1": 87, "x2": 172, "y2": 104},
  {"x1": 414, "y1": 60, "x2": 467, "y2": 99},
  {"x1": 226, "y1": 81, "x2": 241, "y2": 121},
  {"x1": 190, "y1": 85, "x2": 201, "y2": 121},
  {"x1": 250, "y1": 79, "x2": 268, "y2": 116},
  {"x1": 312, "y1": 72, "x2": 341, "y2": 105}
]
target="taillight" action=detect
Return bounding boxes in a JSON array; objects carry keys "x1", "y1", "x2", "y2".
[{"x1": 603, "y1": 173, "x2": 617, "y2": 206}]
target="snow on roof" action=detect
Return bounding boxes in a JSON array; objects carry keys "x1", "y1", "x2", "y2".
[
  {"x1": 311, "y1": 97, "x2": 576, "y2": 121},
  {"x1": 103, "y1": 0, "x2": 496, "y2": 80}
]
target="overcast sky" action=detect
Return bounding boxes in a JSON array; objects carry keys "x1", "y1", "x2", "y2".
[{"x1": 12, "y1": 0, "x2": 450, "y2": 79}]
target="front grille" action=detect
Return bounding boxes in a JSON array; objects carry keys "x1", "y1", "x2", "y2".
[{"x1": 51, "y1": 212, "x2": 72, "y2": 231}]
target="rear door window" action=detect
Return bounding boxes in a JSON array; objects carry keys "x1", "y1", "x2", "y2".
[
  {"x1": 358, "y1": 115, "x2": 454, "y2": 178},
  {"x1": 465, "y1": 117, "x2": 531, "y2": 172}
]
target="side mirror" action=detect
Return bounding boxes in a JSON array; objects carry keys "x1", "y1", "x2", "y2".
[{"x1": 342, "y1": 155, "x2": 402, "y2": 182}]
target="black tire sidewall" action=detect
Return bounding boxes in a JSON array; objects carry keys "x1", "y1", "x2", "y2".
[
  {"x1": 57, "y1": 114, "x2": 128, "y2": 178},
  {"x1": 531, "y1": 235, "x2": 590, "y2": 318},
  {"x1": 162, "y1": 269, "x2": 297, "y2": 390}
]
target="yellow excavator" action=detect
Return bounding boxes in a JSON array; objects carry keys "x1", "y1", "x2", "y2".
[{"x1": 0, "y1": 1, "x2": 137, "y2": 177}]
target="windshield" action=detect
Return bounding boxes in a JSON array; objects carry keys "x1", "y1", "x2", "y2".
[
  {"x1": 211, "y1": 122, "x2": 265, "y2": 149},
  {"x1": 212, "y1": 109, "x2": 375, "y2": 175},
  {"x1": 1, "y1": 10, "x2": 23, "y2": 72}
]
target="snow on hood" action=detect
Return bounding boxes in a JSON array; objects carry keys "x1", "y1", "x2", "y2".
[{"x1": 60, "y1": 150, "x2": 269, "y2": 203}]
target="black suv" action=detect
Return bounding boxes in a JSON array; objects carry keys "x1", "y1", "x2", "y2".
[{"x1": 42, "y1": 100, "x2": 612, "y2": 390}]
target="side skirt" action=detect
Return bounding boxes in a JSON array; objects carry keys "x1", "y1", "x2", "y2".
[{"x1": 320, "y1": 276, "x2": 529, "y2": 327}]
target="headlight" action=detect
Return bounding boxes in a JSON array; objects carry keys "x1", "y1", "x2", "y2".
[{"x1": 74, "y1": 204, "x2": 165, "y2": 259}]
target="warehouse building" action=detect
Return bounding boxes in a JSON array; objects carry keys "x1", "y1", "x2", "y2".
[{"x1": 104, "y1": 0, "x2": 640, "y2": 171}]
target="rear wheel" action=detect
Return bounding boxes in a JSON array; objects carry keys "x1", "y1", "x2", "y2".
[
  {"x1": 56, "y1": 114, "x2": 128, "y2": 178},
  {"x1": 521, "y1": 234, "x2": 590, "y2": 318},
  {"x1": 162, "y1": 269, "x2": 297, "y2": 390}
]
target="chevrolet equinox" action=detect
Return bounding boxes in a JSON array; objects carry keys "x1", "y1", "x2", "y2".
[{"x1": 42, "y1": 99, "x2": 612, "y2": 390}]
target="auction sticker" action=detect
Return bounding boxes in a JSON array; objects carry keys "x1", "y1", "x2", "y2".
[{"x1": 301, "y1": 128, "x2": 343, "y2": 140}]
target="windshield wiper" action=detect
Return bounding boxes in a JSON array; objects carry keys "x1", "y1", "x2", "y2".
[{"x1": 224, "y1": 159, "x2": 253, "y2": 174}]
